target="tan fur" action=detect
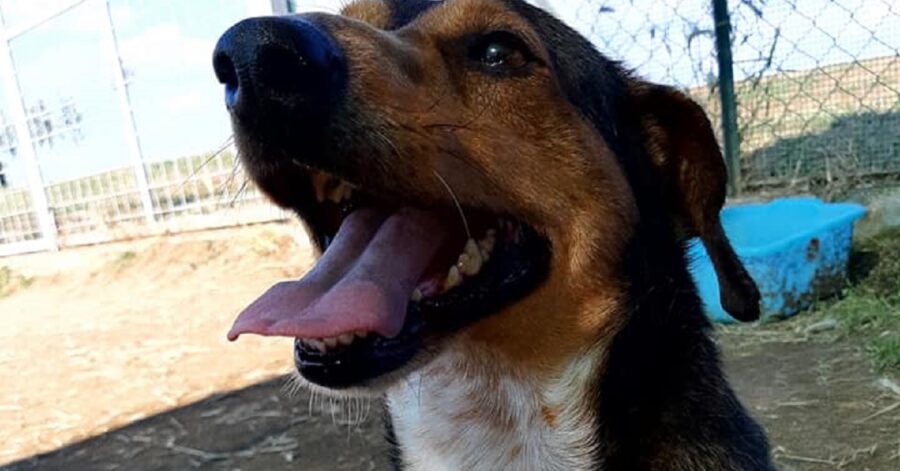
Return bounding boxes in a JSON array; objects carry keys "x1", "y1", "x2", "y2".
[
  {"x1": 340, "y1": 0, "x2": 391, "y2": 28},
  {"x1": 335, "y1": 0, "x2": 636, "y2": 380},
  {"x1": 241, "y1": 0, "x2": 762, "y2": 467},
  {"x1": 324, "y1": 3, "x2": 641, "y2": 465}
]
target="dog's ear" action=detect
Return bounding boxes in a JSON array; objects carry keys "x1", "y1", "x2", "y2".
[{"x1": 630, "y1": 83, "x2": 761, "y2": 322}]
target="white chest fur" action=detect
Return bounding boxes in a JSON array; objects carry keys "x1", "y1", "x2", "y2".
[{"x1": 386, "y1": 346, "x2": 602, "y2": 471}]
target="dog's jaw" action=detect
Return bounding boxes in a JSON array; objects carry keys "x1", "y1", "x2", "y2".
[{"x1": 386, "y1": 339, "x2": 608, "y2": 470}]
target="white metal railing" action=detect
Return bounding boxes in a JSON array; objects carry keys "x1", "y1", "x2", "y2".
[{"x1": 0, "y1": 0, "x2": 290, "y2": 256}]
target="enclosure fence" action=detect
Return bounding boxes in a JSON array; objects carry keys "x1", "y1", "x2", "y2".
[
  {"x1": 1, "y1": 0, "x2": 898, "y2": 256},
  {"x1": 566, "y1": 0, "x2": 900, "y2": 196},
  {"x1": 0, "y1": 0, "x2": 290, "y2": 256}
]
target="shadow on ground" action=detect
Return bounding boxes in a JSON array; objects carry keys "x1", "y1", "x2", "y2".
[
  {"x1": 1, "y1": 377, "x2": 390, "y2": 471},
  {"x1": 744, "y1": 111, "x2": 900, "y2": 194},
  {"x1": 5, "y1": 335, "x2": 899, "y2": 471}
]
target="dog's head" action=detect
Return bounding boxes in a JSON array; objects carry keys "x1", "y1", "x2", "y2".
[{"x1": 216, "y1": 0, "x2": 759, "y2": 393}]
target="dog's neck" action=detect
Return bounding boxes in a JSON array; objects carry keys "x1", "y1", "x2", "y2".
[{"x1": 386, "y1": 341, "x2": 604, "y2": 470}]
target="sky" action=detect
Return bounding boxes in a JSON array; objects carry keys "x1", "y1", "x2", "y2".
[
  {"x1": 0, "y1": 0, "x2": 897, "y2": 188},
  {"x1": 0, "y1": 0, "x2": 266, "y2": 187}
]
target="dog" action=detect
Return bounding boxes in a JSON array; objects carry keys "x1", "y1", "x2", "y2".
[{"x1": 214, "y1": 0, "x2": 773, "y2": 469}]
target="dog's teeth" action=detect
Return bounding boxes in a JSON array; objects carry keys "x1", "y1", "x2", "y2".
[
  {"x1": 445, "y1": 266, "x2": 462, "y2": 290},
  {"x1": 465, "y1": 239, "x2": 480, "y2": 257},
  {"x1": 458, "y1": 239, "x2": 483, "y2": 276},
  {"x1": 479, "y1": 230, "x2": 496, "y2": 260},
  {"x1": 343, "y1": 187, "x2": 353, "y2": 202},
  {"x1": 323, "y1": 337, "x2": 338, "y2": 348},
  {"x1": 411, "y1": 288, "x2": 424, "y2": 302},
  {"x1": 304, "y1": 338, "x2": 326, "y2": 353},
  {"x1": 354, "y1": 330, "x2": 368, "y2": 339},
  {"x1": 337, "y1": 333, "x2": 355, "y2": 346},
  {"x1": 457, "y1": 253, "x2": 469, "y2": 268}
]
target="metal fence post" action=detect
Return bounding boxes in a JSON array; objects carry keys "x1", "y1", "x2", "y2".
[
  {"x1": 712, "y1": 0, "x2": 741, "y2": 196},
  {"x1": 102, "y1": 0, "x2": 155, "y2": 224},
  {"x1": 0, "y1": 13, "x2": 58, "y2": 251},
  {"x1": 271, "y1": 0, "x2": 290, "y2": 14}
]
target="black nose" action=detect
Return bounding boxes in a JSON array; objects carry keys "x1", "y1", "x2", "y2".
[{"x1": 213, "y1": 16, "x2": 347, "y2": 131}]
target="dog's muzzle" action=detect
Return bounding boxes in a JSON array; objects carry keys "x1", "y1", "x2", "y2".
[{"x1": 212, "y1": 16, "x2": 347, "y2": 142}]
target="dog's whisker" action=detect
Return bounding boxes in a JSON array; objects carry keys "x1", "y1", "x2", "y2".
[
  {"x1": 181, "y1": 134, "x2": 235, "y2": 186},
  {"x1": 280, "y1": 375, "x2": 295, "y2": 396},
  {"x1": 423, "y1": 84, "x2": 451, "y2": 113},
  {"x1": 329, "y1": 397, "x2": 339, "y2": 425},
  {"x1": 213, "y1": 152, "x2": 245, "y2": 206},
  {"x1": 432, "y1": 170, "x2": 471, "y2": 240},
  {"x1": 283, "y1": 372, "x2": 307, "y2": 399},
  {"x1": 308, "y1": 387, "x2": 317, "y2": 417},
  {"x1": 215, "y1": 2, "x2": 772, "y2": 467},
  {"x1": 371, "y1": 128, "x2": 403, "y2": 164},
  {"x1": 422, "y1": 99, "x2": 492, "y2": 131},
  {"x1": 228, "y1": 178, "x2": 250, "y2": 208}
]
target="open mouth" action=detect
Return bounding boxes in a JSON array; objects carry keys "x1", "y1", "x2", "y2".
[{"x1": 229, "y1": 169, "x2": 551, "y2": 389}]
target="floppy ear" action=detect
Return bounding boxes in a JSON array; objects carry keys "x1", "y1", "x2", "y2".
[{"x1": 630, "y1": 83, "x2": 761, "y2": 322}]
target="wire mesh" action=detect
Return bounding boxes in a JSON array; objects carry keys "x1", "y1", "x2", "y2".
[
  {"x1": 565, "y1": 0, "x2": 900, "y2": 195},
  {"x1": 2, "y1": 0, "x2": 899, "y2": 254},
  {"x1": 729, "y1": 0, "x2": 900, "y2": 194}
]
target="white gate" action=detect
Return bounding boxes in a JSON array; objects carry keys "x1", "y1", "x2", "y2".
[{"x1": 0, "y1": 0, "x2": 290, "y2": 256}]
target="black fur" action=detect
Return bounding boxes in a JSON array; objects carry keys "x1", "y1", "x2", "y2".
[
  {"x1": 370, "y1": 0, "x2": 772, "y2": 468},
  {"x1": 509, "y1": 1, "x2": 773, "y2": 469},
  {"x1": 385, "y1": 0, "x2": 442, "y2": 29}
]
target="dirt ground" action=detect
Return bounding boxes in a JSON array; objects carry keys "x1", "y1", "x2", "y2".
[{"x1": 1, "y1": 223, "x2": 898, "y2": 470}]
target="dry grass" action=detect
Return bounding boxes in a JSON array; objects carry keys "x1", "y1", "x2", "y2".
[
  {"x1": 723, "y1": 227, "x2": 900, "y2": 376},
  {"x1": 0, "y1": 266, "x2": 32, "y2": 298}
]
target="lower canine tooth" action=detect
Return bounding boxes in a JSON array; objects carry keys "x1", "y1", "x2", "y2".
[
  {"x1": 411, "y1": 288, "x2": 424, "y2": 302},
  {"x1": 445, "y1": 266, "x2": 462, "y2": 290},
  {"x1": 323, "y1": 337, "x2": 338, "y2": 348},
  {"x1": 338, "y1": 333, "x2": 354, "y2": 345},
  {"x1": 464, "y1": 239, "x2": 480, "y2": 257},
  {"x1": 458, "y1": 253, "x2": 482, "y2": 277},
  {"x1": 457, "y1": 239, "x2": 483, "y2": 276}
]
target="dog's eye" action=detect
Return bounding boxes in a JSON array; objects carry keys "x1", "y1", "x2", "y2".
[{"x1": 469, "y1": 32, "x2": 532, "y2": 72}]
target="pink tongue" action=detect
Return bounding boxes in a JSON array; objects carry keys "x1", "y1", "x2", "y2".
[{"x1": 228, "y1": 208, "x2": 447, "y2": 341}]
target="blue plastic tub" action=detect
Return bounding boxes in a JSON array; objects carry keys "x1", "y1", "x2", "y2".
[{"x1": 689, "y1": 197, "x2": 866, "y2": 323}]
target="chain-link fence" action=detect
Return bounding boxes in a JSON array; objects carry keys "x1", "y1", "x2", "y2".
[
  {"x1": 560, "y1": 0, "x2": 900, "y2": 197},
  {"x1": 1, "y1": 0, "x2": 898, "y2": 256}
]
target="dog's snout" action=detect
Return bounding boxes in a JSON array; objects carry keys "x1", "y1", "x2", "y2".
[{"x1": 213, "y1": 16, "x2": 347, "y2": 128}]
